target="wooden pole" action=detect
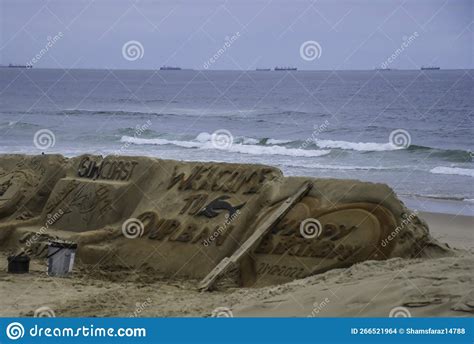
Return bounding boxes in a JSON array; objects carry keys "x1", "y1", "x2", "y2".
[{"x1": 198, "y1": 181, "x2": 313, "y2": 291}]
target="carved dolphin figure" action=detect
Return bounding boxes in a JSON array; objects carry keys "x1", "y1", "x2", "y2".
[{"x1": 197, "y1": 195, "x2": 246, "y2": 218}]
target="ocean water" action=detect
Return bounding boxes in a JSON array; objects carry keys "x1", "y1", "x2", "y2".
[{"x1": 0, "y1": 69, "x2": 472, "y2": 214}]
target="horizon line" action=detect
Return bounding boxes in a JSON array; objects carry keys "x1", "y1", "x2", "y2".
[{"x1": 1, "y1": 66, "x2": 472, "y2": 72}]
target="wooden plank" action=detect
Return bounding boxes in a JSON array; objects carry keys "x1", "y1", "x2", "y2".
[{"x1": 198, "y1": 181, "x2": 313, "y2": 291}]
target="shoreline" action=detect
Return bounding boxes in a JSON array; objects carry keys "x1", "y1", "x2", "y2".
[
  {"x1": 1, "y1": 152, "x2": 471, "y2": 216},
  {"x1": 420, "y1": 211, "x2": 473, "y2": 250},
  {"x1": 401, "y1": 196, "x2": 474, "y2": 217}
]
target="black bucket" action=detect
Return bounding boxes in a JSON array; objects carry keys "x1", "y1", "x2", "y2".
[{"x1": 7, "y1": 255, "x2": 30, "y2": 274}]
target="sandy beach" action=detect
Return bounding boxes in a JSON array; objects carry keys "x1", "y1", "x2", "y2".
[
  {"x1": 0, "y1": 154, "x2": 472, "y2": 318},
  {"x1": 420, "y1": 212, "x2": 473, "y2": 251},
  {"x1": 0, "y1": 213, "x2": 472, "y2": 318}
]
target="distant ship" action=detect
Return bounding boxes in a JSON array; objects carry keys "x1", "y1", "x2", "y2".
[
  {"x1": 274, "y1": 67, "x2": 297, "y2": 71},
  {"x1": 256, "y1": 68, "x2": 271, "y2": 71},
  {"x1": 160, "y1": 66, "x2": 181, "y2": 70},
  {"x1": 0, "y1": 64, "x2": 32, "y2": 69},
  {"x1": 375, "y1": 68, "x2": 391, "y2": 71},
  {"x1": 421, "y1": 66, "x2": 440, "y2": 70}
]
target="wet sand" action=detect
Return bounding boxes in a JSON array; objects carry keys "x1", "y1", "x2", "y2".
[{"x1": 420, "y1": 212, "x2": 473, "y2": 250}]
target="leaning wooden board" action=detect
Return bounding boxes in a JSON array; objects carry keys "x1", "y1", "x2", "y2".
[{"x1": 198, "y1": 181, "x2": 313, "y2": 291}]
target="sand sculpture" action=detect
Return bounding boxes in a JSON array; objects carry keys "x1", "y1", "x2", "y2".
[{"x1": 0, "y1": 154, "x2": 446, "y2": 288}]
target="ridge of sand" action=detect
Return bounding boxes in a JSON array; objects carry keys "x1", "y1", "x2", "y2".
[{"x1": 0, "y1": 251, "x2": 471, "y2": 317}]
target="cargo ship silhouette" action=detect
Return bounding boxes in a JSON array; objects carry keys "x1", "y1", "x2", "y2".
[
  {"x1": 274, "y1": 66, "x2": 297, "y2": 71},
  {"x1": 421, "y1": 66, "x2": 440, "y2": 70},
  {"x1": 160, "y1": 66, "x2": 181, "y2": 70},
  {"x1": 0, "y1": 64, "x2": 32, "y2": 69}
]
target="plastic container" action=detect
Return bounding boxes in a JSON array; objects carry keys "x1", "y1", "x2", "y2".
[
  {"x1": 47, "y1": 240, "x2": 77, "y2": 277},
  {"x1": 8, "y1": 255, "x2": 30, "y2": 273}
]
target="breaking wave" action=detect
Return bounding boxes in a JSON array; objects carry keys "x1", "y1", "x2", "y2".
[
  {"x1": 429, "y1": 166, "x2": 474, "y2": 177},
  {"x1": 118, "y1": 130, "x2": 473, "y2": 162},
  {"x1": 121, "y1": 134, "x2": 331, "y2": 158},
  {"x1": 314, "y1": 139, "x2": 403, "y2": 151}
]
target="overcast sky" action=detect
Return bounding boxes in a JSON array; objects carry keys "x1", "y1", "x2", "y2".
[{"x1": 1, "y1": 0, "x2": 472, "y2": 70}]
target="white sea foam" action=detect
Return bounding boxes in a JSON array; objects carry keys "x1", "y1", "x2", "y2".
[
  {"x1": 121, "y1": 136, "x2": 201, "y2": 148},
  {"x1": 196, "y1": 133, "x2": 290, "y2": 146},
  {"x1": 120, "y1": 135, "x2": 330, "y2": 157},
  {"x1": 281, "y1": 162, "x2": 397, "y2": 171},
  {"x1": 195, "y1": 132, "x2": 212, "y2": 142},
  {"x1": 429, "y1": 166, "x2": 474, "y2": 177},
  {"x1": 242, "y1": 137, "x2": 260, "y2": 145},
  {"x1": 266, "y1": 139, "x2": 292, "y2": 145},
  {"x1": 225, "y1": 144, "x2": 330, "y2": 157},
  {"x1": 315, "y1": 139, "x2": 403, "y2": 151}
]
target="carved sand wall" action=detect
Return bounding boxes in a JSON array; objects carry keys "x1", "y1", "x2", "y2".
[{"x1": 0, "y1": 154, "x2": 444, "y2": 287}]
